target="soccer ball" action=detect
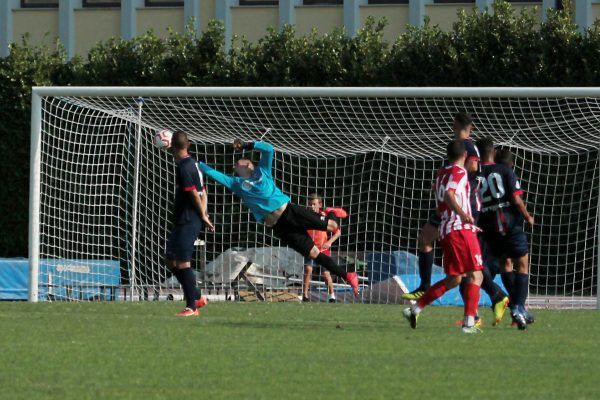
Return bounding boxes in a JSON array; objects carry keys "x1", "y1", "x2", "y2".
[{"x1": 154, "y1": 129, "x2": 173, "y2": 149}]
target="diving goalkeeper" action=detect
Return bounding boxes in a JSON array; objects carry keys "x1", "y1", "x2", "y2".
[{"x1": 198, "y1": 140, "x2": 359, "y2": 296}]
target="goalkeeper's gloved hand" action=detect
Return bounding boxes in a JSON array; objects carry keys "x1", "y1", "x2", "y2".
[{"x1": 233, "y1": 139, "x2": 255, "y2": 151}]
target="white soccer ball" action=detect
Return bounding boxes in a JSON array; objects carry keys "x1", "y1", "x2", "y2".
[{"x1": 154, "y1": 129, "x2": 173, "y2": 149}]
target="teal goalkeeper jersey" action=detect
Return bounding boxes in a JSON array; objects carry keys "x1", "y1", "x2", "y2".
[{"x1": 198, "y1": 141, "x2": 291, "y2": 224}]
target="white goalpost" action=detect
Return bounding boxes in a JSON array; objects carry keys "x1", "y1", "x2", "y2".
[{"x1": 28, "y1": 87, "x2": 600, "y2": 308}]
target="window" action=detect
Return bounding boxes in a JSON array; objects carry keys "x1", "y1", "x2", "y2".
[
  {"x1": 21, "y1": 0, "x2": 58, "y2": 7},
  {"x1": 82, "y1": 0, "x2": 121, "y2": 7},
  {"x1": 145, "y1": 0, "x2": 184, "y2": 6},
  {"x1": 368, "y1": 0, "x2": 408, "y2": 4},
  {"x1": 239, "y1": 0, "x2": 279, "y2": 5},
  {"x1": 303, "y1": 0, "x2": 343, "y2": 5}
]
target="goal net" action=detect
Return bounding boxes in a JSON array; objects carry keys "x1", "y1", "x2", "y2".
[{"x1": 29, "y1": 87, "x2": 600, "y2": 308}]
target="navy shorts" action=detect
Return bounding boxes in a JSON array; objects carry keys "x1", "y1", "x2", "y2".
[
  {"x1": 481, "y1": 229, "x2": 529, "y2": 259},
  {"x1": 165, "y1": 221, "x2": 203, "y2": 261}
]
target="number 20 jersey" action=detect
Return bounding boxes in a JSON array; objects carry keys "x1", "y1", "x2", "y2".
[{"x1": 478, "y1": 162, "x2": 524, "y2": 234}]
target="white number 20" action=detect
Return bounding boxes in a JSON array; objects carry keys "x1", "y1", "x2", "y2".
[{"x1": 479, "y1": 172, "x2": 506, "y2": 202}]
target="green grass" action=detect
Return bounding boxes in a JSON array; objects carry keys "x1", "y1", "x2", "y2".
[{"x1": 0, "y1": 302, "x2": 599, "y2": 400}]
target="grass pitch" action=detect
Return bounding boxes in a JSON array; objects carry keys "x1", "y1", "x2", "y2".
[{"x1": 1, "y1": 301, "x2": 599, "y2": 400}]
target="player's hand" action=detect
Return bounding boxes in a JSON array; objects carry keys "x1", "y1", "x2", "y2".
[
  {"x1": 203, "y1": 215, "x2": 215, "y2": 232},
  {"x1": 462, "y1": 214, "x2": 474, "y2": 225},
  {"x1": 233, "y1": 139, "x2": 243, "y2": 151},
  {"x1": 322, "y1": 242, "x2": 331, "y2": 250},
  {"x1": 526, "y1": 215, "x2": 534, "y2": 227}
]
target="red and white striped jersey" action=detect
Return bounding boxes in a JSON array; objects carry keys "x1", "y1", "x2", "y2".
[{"x1": 435, "y1": 164, "x2": 477, "y2": 239}]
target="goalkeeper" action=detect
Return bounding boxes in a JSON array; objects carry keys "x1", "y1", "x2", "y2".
[{"x1": 198, "y1": 140, "x2": 359, "y2": 296}]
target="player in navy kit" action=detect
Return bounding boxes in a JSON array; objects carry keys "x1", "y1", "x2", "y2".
[
  {"x1": 476, "y1": 138, "x2": 534, "y2": 330},
  {"x1": 165, "y1": 131, "x2": 215, "y2": 317}
]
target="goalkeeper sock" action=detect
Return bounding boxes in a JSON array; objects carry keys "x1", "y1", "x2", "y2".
[
  {"x1": 180, "y1": 268, "x2": 200, "y2": 310},
  {"x1": 314, "y1": 253, "x2": 346, "y2": 278},
  {"x1": 417, "y1": 250, "x2": 433, "y2": 290}
]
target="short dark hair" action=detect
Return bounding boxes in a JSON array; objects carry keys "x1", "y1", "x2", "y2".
[
  {"x1": 495, "y1": 148, "x2": 514, "y2": 166},
  {"x1": 447, "y1": 139, "x2": 466, "y2": 162},
  {"x1": 171, "y1": 130, "x2": 189, "y2": 151},
  {"x1": 454, "y1": 112, "x2": 474, "y2": 130},
  {"x1": 476, "y1": 137, "x2": 494, "y2": 160},
  {"x1": 308, "y1": 193, "x2": 322, "y2": 204}
]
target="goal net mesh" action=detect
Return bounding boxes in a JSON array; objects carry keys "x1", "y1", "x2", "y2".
[{"x1": 32, "y1": 91, "x2": 599, "y2": 307}]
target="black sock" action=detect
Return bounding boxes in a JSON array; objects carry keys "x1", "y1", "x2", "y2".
[
  {"x1": 180, "y1": 268, "x2": 200, "y2": 310},
  {"x1": 171, "y1": 268, "x2": 185, "y2": 286},
  {"x1": 501, "y1": 272, "x2": 516, "y2": 304},
  {"x1": 314, "y1": 253, "x2": 346, "y2": 278},
  {"x1": 481, "y1": 267, "x2": 506, "y2": 304},
  {"x1": 459, "y1": 279, "x2": 467, "y2": 300},
  {"x1": 418, "y1": 251, "x2": 433, "y2": 290},
  {"x1": 514, "y1": 272, "x2": 529, "y2": 308}
]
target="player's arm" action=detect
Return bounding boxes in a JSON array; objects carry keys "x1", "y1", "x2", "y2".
[
  {"x1": 322, "y1": 228, "x2": 341, "y2": 250},
  {"x1": 444, "y1": 190, "x2": 474, "y2": 224},
  {"x1": 505, "y1": 168, "x2": 534, "y2": 226},
  {"x1": 198, "y1": 162, "x2": 235, "y2": 189},
  {"x1": 234, "y1": 140, "x2": 273, "y2": 172},
  {"x1": 187, "y1": 188, "x2": 215, "y2": 231},
  {"x1": 510, "y1": 194, "x2": 534, "y2": 226}
]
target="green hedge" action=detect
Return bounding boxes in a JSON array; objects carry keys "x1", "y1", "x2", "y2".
[{"x1": 1, "y1": 1, "x2": 599, "y2": 256}]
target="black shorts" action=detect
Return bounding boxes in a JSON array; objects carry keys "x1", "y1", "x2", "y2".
[
  {"x1": 272, "y1": 203, "x2": 330, "y2": 257},
  {"x1": 165, "y1": 221, "x2": 203, "y2": 261}
]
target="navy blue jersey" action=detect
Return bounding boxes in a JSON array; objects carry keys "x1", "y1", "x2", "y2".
[
  {"x1": 173, "y1": 156, "x2": 204, "y2": 225},
  {"x1": 478, "y1": 162, "x2": 524, "y2": 234}
]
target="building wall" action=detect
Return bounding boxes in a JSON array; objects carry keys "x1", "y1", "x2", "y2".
[
  {"x1": 138, "y1": 8, "x2": 184, "y2": 39},
  {"x1": 74, "y1": 9, "x2": 120, "y2": 56},
  {"x1": 12, "y1": 9, "x2": 59, "y2": 49},
  {"x1": 593, "y1": 3, "x2": 600, "y2": 21},
  {"x1": 5, "y1": 1, "x2": 600, "y2": 58},
  {"x1": 425, "y1": 4, "x2": 474, "y2": 32},
  {"x1": 231, "y1": 5, "x2": 278, "y2": 43},
  {"x1": 360, "y1": 5, "x2": 409, "y2": 43},
  {"x1": 296, "y1": 6, "x2": 344, "y2": 36}
]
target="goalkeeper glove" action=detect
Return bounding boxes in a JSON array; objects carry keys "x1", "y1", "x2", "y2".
[{"x1": 233, "y1": 139, "x2": 255, "y2": 151}]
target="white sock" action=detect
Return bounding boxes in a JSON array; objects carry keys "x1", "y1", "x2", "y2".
[
  {"x1": 329, "y1": 294, "x2": 336, "y2": 300},
  {"x1": 464, "y1": 315, "x2": 475, "y2": 327},
  {"x1": 411, "y1": 304, "x2": 422, "y2": 315}
]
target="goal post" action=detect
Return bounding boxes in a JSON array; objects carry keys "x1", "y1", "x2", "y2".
[{"x1": 28, "y1": 86, "x2": 600, "y2": 308}]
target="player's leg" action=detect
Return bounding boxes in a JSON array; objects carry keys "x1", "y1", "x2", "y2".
[
  {"x1": 462, "y1": 269, "x2": 483, "y2": 332},
  {"x1": 402, "y1": 233, "x2": 462, "y2": 329},
  {"x1": 273, "y1": 206, "x2": 359, "y2": 295},
  {"x1": 322, "y1": 270, "x2": 335, "y2": 302},
  {"x1": 506, "y1": 229, "x2": 531, "y2": 329},
  {"x1": 165, "y1": 222, "x2": 204, "y2": 316},
  {"x1": 402, "y1": 274, "x2": 461, "y2": 329},
  {"x1": 302, "y1": 259, "x2": 313, "y2": 302},
  {"x1": 402, "y1": 218, "x2": 439, "y2": 300}
]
